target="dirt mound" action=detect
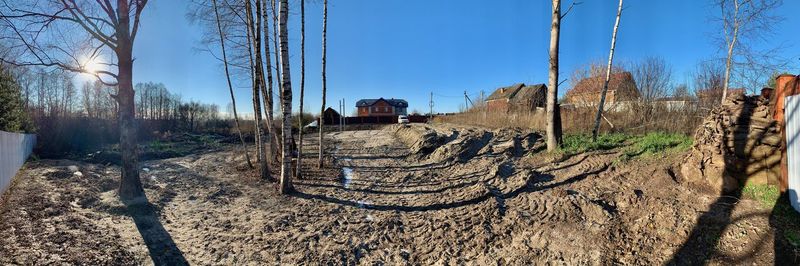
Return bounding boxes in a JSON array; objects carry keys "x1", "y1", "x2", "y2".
[
  {"x1": 681, "y1": 94, "x2": 782, "y2": 193},
  {"x1": 388, "y1": 124, "x2": 542, "y2": 163},
  {"x1": 388, "y1": 125, "x2": 449, "y2": 155}
]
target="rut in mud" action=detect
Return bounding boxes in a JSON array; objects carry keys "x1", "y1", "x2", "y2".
[{"x1": 0, "y1": 124, "x2": 796, "y2": 264}]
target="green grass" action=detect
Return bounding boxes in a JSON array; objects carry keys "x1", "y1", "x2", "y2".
[
  {"x1": 742, "y1": 184, "x2": 781, "y2": 209},
  {"x1": 559, "y1": 133, "x2": 630, "y2": 155},
  {"x1": 786, "y1": 230, "x2": 800, "y2": 247},
  {"x1": 621, "y1": 132, "x2": 693, "y2": 160}
]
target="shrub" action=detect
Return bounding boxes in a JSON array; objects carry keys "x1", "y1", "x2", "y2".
[{"x1": 0, "y1": 67, "x2": 34, "y2": 132}]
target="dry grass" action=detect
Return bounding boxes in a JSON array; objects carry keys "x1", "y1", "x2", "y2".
[{"x1": 436, "y1": 101, "x2": 705, "y2": 136}]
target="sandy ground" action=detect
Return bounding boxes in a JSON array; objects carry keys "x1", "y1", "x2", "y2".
[{"x1": 0, "y1": 124, "x2": 797, "y2": 265}]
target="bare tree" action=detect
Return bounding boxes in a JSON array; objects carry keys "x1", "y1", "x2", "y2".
[
  {"x1": 245, "y1": 0, "x2": 270, "y2": 179},
  {"x1": 318, "y1": 0, "x2": 328, "y2": 168},
  {"x1": 715, "y1": 0, "x2": 784, "y2": 103},
  {"x1": 260, "y1": 0, "x2": 278, "y2": 165},
  {"x1": 546, "y1": 0, "x2": 561, "y2": 152},
  {"x1": 296, "y1": 0, "x2": 306, "y2": 178},
  {"x1": 632, "y1": 56, "x2": 672, "y2": 102},
  {"x1": 212, "y1": 0, "x2": 252, "y2": 169},
  {"x1": 277, "y1": 0, "x2": 293, "y2": 194},
  {"x1": 592, "y1": 0, "x2": 624, "y2": 141},
  {"x1": 1, "y1": 0, "x2": 150, "y2": 201}
]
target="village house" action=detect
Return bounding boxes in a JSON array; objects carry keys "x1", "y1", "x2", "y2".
[
  {"x1": 356, "y1": 98, "x2": 408, "y2": 117},
  {"x1": 486, "y1": 83, "x2": 547, "y2": 112},
  {"x1": 565, "y1": 72, "x2": 639, "y2": 108}
]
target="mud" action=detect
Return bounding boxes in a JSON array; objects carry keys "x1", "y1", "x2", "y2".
[{"x1": 0, "y1": 124, "x2": 797, "y2": 264}]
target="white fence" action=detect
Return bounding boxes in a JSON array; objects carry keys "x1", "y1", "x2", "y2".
[
  {"x1": 0, "y1": 130, "x2": 36, "y2": 196},
  {"x1": 786, "y1": 95, "x2": 800, "y2": 213}
]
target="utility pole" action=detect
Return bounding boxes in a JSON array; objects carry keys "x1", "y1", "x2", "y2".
[
  {"x1": 481, "y1": 90, "x2": 486, "y2": 121},
  {"x1": 464, "y1": 91, "x2": 468, "y2": 112},
  {"x1": 341, "y1": 98, "x2": 347, "y2": 131},
  {"x1": 429, "y1": 92, "x2": 434, "y2": 123},
  {"x1": 342, "y1": 98, "x2": 346, "y2": 130},
  {"x1": 338, "y1": 99, "x2": 343, "y2": 132}
]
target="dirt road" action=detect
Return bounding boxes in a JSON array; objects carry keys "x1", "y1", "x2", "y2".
[{"x1": 0, "y1": 125, "x2": 796, "y2": 264}]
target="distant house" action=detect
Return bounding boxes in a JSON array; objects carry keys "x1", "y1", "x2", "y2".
[
  {"x1": 486, "y1": 83, "x2": 547, "y2": 112},
  {"x1": 565, "y1": 72, "x2": 639, "y2": 107},
  {"x1": 321, "y1": 107, "x2": 341, "y2": 125},
  {"x1": 356, "y1": 98, "x2": 408, "y2": 117}
]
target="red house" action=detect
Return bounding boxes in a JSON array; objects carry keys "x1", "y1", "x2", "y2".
[{"x1": 356, "y1": 98, "x2": 408, "y2": 117}]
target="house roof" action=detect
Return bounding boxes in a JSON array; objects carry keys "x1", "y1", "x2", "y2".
[
  {"x1": 323, "y1": 107, "x2": 340, "y2": 116},
  {"x1": 567, "y1": 72, "x2": 636, "y2": 96},
  {"x1": 510, "y1": 84, "x2": 547, "y2": 104},
  {"x1": 487, "y1": 83, "x2": 547, "y2": 102},
  {"x1": 487, "y1": 83, "x2": 525, "y2": 100},
  {"x1": 355, "y1": 98, "x2": 408, "y2": 108}
]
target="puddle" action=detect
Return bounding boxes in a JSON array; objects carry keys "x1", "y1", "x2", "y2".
[
  {"x1": 342, "y1": 167, "x2": 354, "y2": 189},
  {"x1": 356, "y1": 200, "x2": 371, "y2": 208}
]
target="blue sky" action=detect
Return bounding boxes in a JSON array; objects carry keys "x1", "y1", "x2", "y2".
[{"x1": 126, "y1": 0, "x2": 800, "y2": 115}]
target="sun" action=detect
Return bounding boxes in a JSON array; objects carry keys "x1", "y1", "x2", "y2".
[{"x1": 83, "y1": 57, "x2": 100, "y2": 74}]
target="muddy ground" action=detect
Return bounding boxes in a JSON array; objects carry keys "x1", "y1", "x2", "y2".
[{"x1": 0, "y1": 124, "x2": 797, "y2": 265}]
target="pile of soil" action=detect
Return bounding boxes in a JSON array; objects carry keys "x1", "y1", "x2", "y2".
[
  {"x1": 681, "y1": 94, "x2": 783, "y2": 193},
  {"x1": 388, "y1": 125, "x2": 541, "y2": 162}
]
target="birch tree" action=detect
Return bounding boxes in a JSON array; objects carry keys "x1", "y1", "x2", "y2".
[
  {"x1": 0, "y1": 0, "x2": 150, "y2": 201},
  {"x1": 318, "y1": 0, "x2": 328, "y2": 168},
  {"x1": 261, "y1": 0, "x2": 278, "y2": 164},
  {"x1": 592, "y1": 0, "x2": 623, "y2": 142},
  {"x1": 277, "y1": 0, "x2": 293, "y2": 194},
  {"x1": 212, "y1": 0, "x2": 253, "y2": 169},
  {"x1": 245, "y1": 0, "x2": 270, "y2": 179},
  {"x1": 715, "y1": 0, "x2": 783, "y2": 103},
  {"x1": 296, "y1": 0, "x2": 306, "y2": 178}
]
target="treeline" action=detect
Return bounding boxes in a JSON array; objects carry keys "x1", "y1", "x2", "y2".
[{"x1": 3, "y1": 66, "x2": 227, "y2": 156}]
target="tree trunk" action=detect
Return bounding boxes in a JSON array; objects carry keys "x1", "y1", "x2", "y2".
[
  {"x1": 296, "y1": 0, "x2": 305, "y2": 179},
  {"x1": 253, "y1": 0, "x2": 275, "y2": 179},
  {"x1": 592, "y1": 0, "x2": 624, "y2": 142},
  {"x1": 212, "y1": 0, "x2": 252, "y2": 169},
  {"x1": 271, "y1": 0, "x2": 283, "y2": 163},
  {"x1": 278, "y1": 0, "x2": 293, "y2": 194},
  {"x1": 245, "y1": 0, "x2": 269, "y2": 179},
  {"x1": 116, "y1": 0, "x2": 144, "y2": 201},
  {"x1": 318, "y1": 0, "x2": 328, "y2": 169},
  {"x1": 546, "y1": 0, "x2": 562, "y2": 152},
  {"x1": 721, "y1": 0, "x2": 740, "y2": 105},
  {"x1": 260, "y1": 0, "x2": 278, "y2": 167}
]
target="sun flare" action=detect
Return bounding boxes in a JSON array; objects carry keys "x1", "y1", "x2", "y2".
[{"x1": 83, "y1": 58, "x2": 100, "y2": 74}]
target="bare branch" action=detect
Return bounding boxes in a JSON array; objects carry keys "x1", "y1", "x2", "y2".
[{"x1": 560, "y1": 1, "x2": 582, "y2": 19}]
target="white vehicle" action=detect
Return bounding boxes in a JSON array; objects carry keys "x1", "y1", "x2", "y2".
[{"x1": 398, "y1": 115, "x2": 410, "y2": 124}]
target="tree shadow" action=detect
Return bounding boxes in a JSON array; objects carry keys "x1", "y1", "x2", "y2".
[
  {"x1": 669, "y1": 96, "x2": 799, "y2": 264},
  {"x1": 122, "y1": 197, "x2": 188, "y2": 266},
  {"x1": 293, "y1": 170, "x2": 489, "y2": 195},
  {"x1": 291, "y1": 164, "x2": 606, "y2": 213}
]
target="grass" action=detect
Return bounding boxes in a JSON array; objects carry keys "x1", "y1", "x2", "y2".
[
  {"x1": 741, "y1": 184, "x2": 800, "y2": 247},
  {"x1": 786, "y1": 230, "x2": 800, "y2": 247},
  {"x1": 553, "y1": 132, "x2": 692, "y2": 161},
  {"x1": 621, "y1": 132, "x2": 693, "y2": 160},
  {"x1": 742, "y1": 184, "x2": 781, "y2": 209},
  {"x1": 559, "y1": 133, "x2": 630, "y2": 155}
]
